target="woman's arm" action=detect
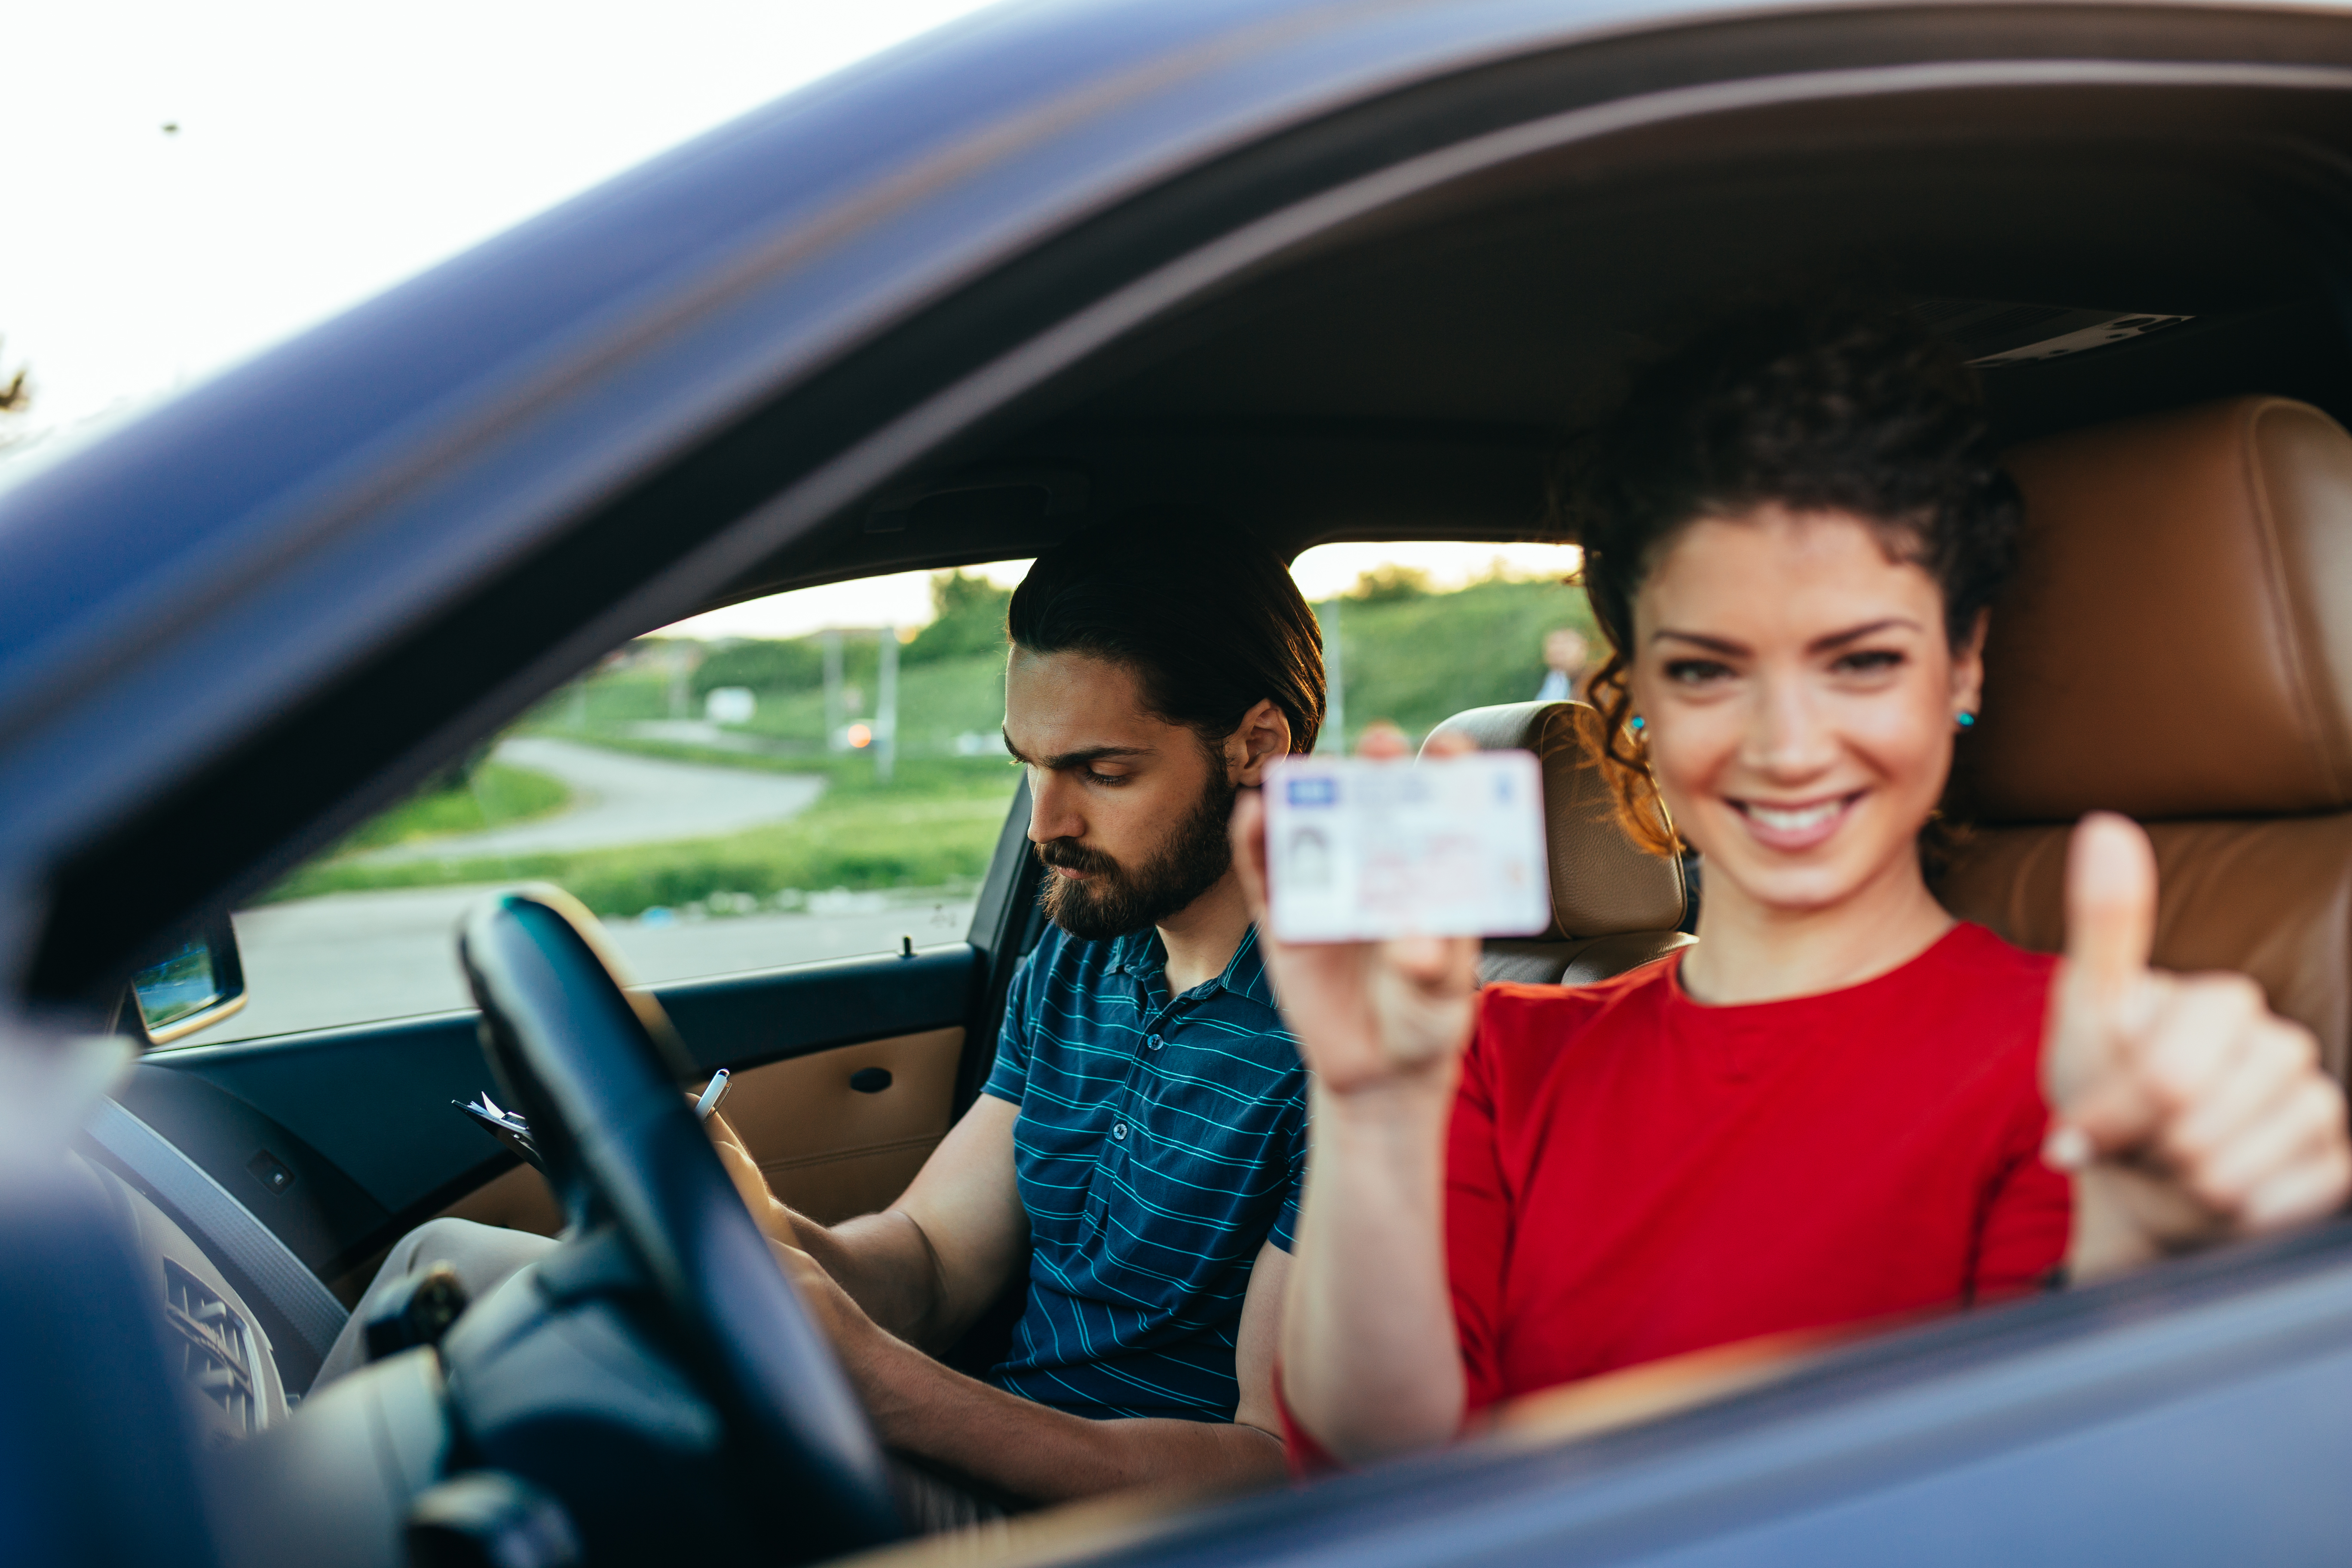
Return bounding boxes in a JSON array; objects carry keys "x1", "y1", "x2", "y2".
[
  {"x1": 1230, "y1": 789, "x2": 1483, "y2": 1463},
  {"x1": 1283, "y1": 1075, "x2": 1464, "y2": 1460}
]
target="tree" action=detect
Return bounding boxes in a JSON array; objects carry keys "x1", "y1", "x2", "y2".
[
  {"x1": 901, "y1": 570, "x2": 1012, "y2": 665},
  {"x1": 0, "y1": 338, "x2": 29, "y2": 451},
  {"x1": 1346, "y1": 563, "x2": 1433, "y2": 603}
]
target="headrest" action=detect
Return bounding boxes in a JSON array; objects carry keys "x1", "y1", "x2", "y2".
[
  {"x1": 1424, "y1": 700, "x2": 1685, "y2": 939},
  {"x1": 1960, "y1": 396, "x2": 2352, "y2": 823}
]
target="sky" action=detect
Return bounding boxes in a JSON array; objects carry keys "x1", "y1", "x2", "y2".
[
  {"x1": 3, "y1": 0, "x2": 1580, "y2": 637},
  {"x1": 1, "y1": 0, "x2": 1002, "y2": 441}
]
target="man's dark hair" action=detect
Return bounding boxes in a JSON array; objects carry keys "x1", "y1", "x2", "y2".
[{"x1": 1008, "y1": 506, "x2": 1326, "y2": 754}]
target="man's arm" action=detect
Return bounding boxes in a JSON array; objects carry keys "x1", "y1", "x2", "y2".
[
  {"x1": 778, "y1": 1237, "x2": 1292, "y2": 1503},
  {"x1": 708, "y1": 1094, "x2": 1029, "y2": 1350}
]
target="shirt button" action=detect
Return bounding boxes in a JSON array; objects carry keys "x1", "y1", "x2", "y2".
[
  {"x1": 1146, "y1": 1036, "x2": 1163, "y2": 1050},
  {"x1": 1111, "y1": 1122, "x2": 1128, "y2": 1140}
]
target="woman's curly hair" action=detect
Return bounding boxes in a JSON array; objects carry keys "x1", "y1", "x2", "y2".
[{"x1": 1559, "y1": 303, "x2": 2023, "y2": 855}]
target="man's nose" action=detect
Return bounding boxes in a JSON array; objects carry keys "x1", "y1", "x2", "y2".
[{"x1": 1027, "y1": 770, "x2": 1084, "y2": 845}]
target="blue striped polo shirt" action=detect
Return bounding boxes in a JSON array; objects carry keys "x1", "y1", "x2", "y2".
[{"x1": 981, "y1": 921, "x2": 1306, "y2": 1422}]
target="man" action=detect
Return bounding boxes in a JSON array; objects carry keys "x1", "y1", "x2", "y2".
[
  {"x1": 717, "y1": 512, "x2": 1324, "y2": 1519},
  {"x1": 326, "y1": 510, "x2": 1325, "y2": 1525}
]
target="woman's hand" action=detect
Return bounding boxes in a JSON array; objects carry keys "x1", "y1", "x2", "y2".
[
  {"x1": 2042, "y1": 813, "x2": 2352, "y2": 1279},
  {"x1": 1229, "y1": 778, "x2": 1479, "y2": 1098}
]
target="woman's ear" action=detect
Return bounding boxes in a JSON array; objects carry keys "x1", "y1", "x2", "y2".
[
  {"x1": 1228, "y1": 698, "x2": 1292, "y2": 785},
  {"x1": 1952, "y1": 609, "x2": 1990, "y2": 715}
]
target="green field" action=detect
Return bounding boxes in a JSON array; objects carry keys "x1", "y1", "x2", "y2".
[
  {"x1": 260, "y1": 566, "x2": 1598, "y2": 917},
  {"x1": 554, "y1": 567, "x2": 1599, "y2": 756},
  {"x1": 324, "y1": 761, "x2": 571, "y2": 854},
  {"x1": 266, "y1": 754, "x2": 1014, "y2": 917},
  {"x1": 1322, "y1": 575, "x2": 1597, "y2": 744}
]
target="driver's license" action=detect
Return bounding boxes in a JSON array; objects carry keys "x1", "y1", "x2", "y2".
[{"x1": 1264, "y1": 751, "x2": 1550, "y2": 943}]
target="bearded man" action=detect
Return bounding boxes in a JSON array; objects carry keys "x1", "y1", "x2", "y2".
[
  {"x1": 318, "y1": 514, "x2": 1324, "y2": 1526},
  {"x1": 704, "y1": 511, "x2": 1326, "y2": 1523}
]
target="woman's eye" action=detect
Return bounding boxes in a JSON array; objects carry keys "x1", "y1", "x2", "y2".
[
  {"x1": 1663, "y1": 658, "x2": 1734, "y2": 685},
  {"x1": 1833, "y1": 649, "x2": 1906, "y2": 675}
]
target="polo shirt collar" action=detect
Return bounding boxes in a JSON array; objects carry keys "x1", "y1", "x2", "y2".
[{"x1": 1107, "y1": 924, "x2": 1277, "y2": 1010}]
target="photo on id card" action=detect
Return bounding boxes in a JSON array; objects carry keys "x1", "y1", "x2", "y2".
[{"x1": 1263, "y1": 751, "x2": 1551, "y2": 943}]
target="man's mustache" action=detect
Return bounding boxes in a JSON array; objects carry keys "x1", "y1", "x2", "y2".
[{"x1": 1038, "y1": 838, "x2": 1121, "y2": 877}]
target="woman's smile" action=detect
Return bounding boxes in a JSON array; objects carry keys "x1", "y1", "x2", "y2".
[{"x1": 1727, "y1": 789, "x2": 1866, "y2": 851}]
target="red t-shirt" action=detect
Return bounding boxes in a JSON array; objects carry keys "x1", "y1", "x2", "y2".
[{"x1": 1449, "y1": 921, "x2": 2070, "y2": 1413}]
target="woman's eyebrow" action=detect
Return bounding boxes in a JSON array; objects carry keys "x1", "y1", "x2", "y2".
[
  {"x1": 1651, "y1": 629, "x2": 1748, "y2": 655},
  {"x1": 1808, "y1": 617, "x2": 1921, "y2": 653}
]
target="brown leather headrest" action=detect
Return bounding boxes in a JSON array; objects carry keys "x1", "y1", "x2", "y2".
[
  {"x1": 1961, "y1": 396, "x2": 2352, "y2": 823},
  {"x1": 1424, "y1": 700, "x2": 1685, "y2": 938}
]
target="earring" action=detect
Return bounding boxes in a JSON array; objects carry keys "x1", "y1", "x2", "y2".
[
  {"x1": 1955, "y1": 710, "x2": 1977, "y2": 731},
  {"x1": 1629, "y1": 715, "x2": 1646, "y2": 732}
]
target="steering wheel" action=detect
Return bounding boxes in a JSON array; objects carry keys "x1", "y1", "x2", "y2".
[{"x1": 457, "y1": 887, "x2": 901, "y2": 1557}]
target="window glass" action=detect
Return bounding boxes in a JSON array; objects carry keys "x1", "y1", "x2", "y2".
[
  {"x1": 217, "y1": 564, "x2": 1030, "y2": 1041},
  {"x1": 1289, "y1": 542, "x2": 1592, "y2": 753}
]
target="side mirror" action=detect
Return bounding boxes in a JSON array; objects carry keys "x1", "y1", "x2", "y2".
[{"x1": 124, "y1": 912, "x2": 248, "y2": 1047}]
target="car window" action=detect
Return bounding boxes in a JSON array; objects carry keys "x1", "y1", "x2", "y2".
[
  {"x1": 215, "y1": 565, "x2": 1030, "y2": 1042},
  {"x1": 1290, "y1": 542, "x2": 1592, "y2": 753}
]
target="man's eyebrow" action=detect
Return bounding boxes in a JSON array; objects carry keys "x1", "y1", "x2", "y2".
[{"x1": 999, "y1": 732, "x2": 1154, "y2": 770}]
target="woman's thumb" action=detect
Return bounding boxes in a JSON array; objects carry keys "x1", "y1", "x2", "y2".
[
  {"x1": 2045, "y1": 811, "x2": 2160, "y2": 1165},
  {"x1": 2064, "y1": 811, "x2": 2157, "y2": 1006}
]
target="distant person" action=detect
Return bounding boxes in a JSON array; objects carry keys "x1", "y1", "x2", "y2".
[
  {"x1": 1535, "y1": 626, "x2": 1589, "y2": 702},
  {"x1": 320, "y1": 510, "x2": 1325, "y2": 1528},
  {"x1": 1354, "y1": 719, "x2": 1411, "y2": 759}
]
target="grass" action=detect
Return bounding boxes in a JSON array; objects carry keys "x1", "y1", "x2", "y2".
[
  {"x1": 328, "y1": 761, "x2": 571, "y2": 854},
  {"x1": 263, "y1": 755, "x2": 1016, "y2": 918},
  {"x1": 257, "y1": 567, "x2": 1592, "y2": 917},
  {"x1": 1322, "y1": 576, "x2": 1598, "y2": 744}
]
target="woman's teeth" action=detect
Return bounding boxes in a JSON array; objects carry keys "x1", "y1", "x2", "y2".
[{"x1": 1746, "y1": 799, "x2": 1842, "y2": 831}]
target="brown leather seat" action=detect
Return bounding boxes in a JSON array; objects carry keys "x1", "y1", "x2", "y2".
[
  {"x1": 1425, "y1": 699, "x2": 1693, "y2": 985},
  {"x1": 1940, "y1": 395, "x2": 2352, "y2": 1083}
]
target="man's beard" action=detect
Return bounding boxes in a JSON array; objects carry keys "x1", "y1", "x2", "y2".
[{"x1": 1038, "y1": 769, "x2": 1239, "y2": 942}]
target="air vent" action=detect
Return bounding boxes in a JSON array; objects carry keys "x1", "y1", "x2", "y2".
[
  {"x1": 1911, "y1": 298, "x2": 2191, "y2": 367},
  {"x1": 163, "y1": 1259, "x2": 260, "y2": 1438}
]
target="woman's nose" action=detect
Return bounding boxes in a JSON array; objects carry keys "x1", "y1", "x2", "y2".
[{"x1": 1745, "y1": 677, "x2": 1837, "y2": 780}]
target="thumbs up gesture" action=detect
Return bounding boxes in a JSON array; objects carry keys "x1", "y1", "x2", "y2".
[{"x1": 2043, "y1": 813, "x2": 2352, "y2": 1279}]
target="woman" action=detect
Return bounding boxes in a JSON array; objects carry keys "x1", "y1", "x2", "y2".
[{"x1": 1240, "y1": 307, "x2": 2352, "y2": 1466}]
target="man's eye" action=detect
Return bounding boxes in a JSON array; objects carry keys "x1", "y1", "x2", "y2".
[
  {"x1": 1833, "y1": 649, "x2": 1905, "y2": 674},
  {"x1": 1087, "y1": 770, "x2": 1131, "y2": 787},
  {"x1": 1663, "y1": 658, "x2": 1733, "y2": 685}
]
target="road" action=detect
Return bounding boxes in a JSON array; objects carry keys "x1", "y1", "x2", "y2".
[
  {"x1": 361, "y1": 736, "x2": 825, "y2": 863},
  {"x1": 217, "y1": 735, "x2": 966, "y2": 1041},
  {"x1": 225, "y1": 884, "x2": 978, "y2": 1041}
]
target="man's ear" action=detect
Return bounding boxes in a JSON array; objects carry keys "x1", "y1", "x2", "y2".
[{"x1": 1227, "y1": 698, "x2": 1292, "y2": 786}]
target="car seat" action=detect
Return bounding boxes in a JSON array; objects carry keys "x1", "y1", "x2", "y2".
[
  {"x1": 1425, "y1": 699, "x2": 1693, "y2": 985},
  {"x1": 1940, "y1": 395, "x2": 2352, "y2": 1083}
]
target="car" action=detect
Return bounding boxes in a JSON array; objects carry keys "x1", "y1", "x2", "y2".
[{"x1": 11, "y1": 0, "x2": 2352, "y2": 1563}]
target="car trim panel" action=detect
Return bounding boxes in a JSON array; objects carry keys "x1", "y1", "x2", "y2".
[{"x1": 81, "y1": 1096, "x2": 349, "y2": 1372}]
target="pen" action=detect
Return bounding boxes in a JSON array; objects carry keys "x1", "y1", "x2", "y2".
[{"x1": 694, "y1": 1069, "x2": 732, "y2": 1121}]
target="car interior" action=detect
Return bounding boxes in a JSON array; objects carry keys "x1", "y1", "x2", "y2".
[{"x1": 43, "y1": 29, "x2": 2352, "y2": 1568}]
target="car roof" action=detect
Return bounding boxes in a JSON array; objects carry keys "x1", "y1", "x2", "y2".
[{"x1": 8, "y1": 0, "x2": 2352, "y2": 1009}]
